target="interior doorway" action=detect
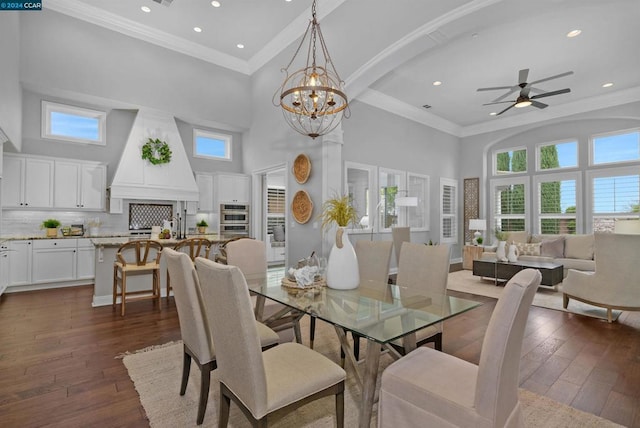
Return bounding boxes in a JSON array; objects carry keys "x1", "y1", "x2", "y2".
[{"x1": 254, "y1": 166, "x2": 287, "y2": 266}]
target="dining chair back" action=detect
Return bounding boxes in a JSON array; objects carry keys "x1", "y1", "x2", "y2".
[
  {"x1": 391, "y1": 226, "x2": 410, "y2": 267},
  {"x1": 355, "y1": 240, "x2": 393, "y2": 283},
  {"x1": 167, "y1": 237, "x2": 212, "y2": 301},
  {"x1": 112, "y1": 239, "x2": 163, "y2": 316},
  {"x1": 378, "y1": 268, "x2": 541, "y2": 428},
  {"x1": 195, "y1": 257, "x2": 345, "y2": 427}
]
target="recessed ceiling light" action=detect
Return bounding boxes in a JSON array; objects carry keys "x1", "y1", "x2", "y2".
[
  {"x1": 602, "y1": 82, "x2": 614, "y2": 88},
  {"x1": 566, "y1": 29, "x2": 582, "y2": 38},
  {"x1": 489, "y1": 112, "x2": 497, "y2": 116},
  {"x1": 285, "y1": 0, "x2": 292, "y2": 2},
  {"x1": 194, "y1": 27, "x2": 202, "y2": 33},
  {"x1": 432, "y1": 81, "x2": 442, "y2": 86},
  {"x1": 141, "y1": 6, "x2": 151, "y2": 13},
  {"x1": 237, "y1": 43, "x2": 245, "y2": 49},
  {"x1": 211, "y1": 1, "x2": 221, "y2": 7}
]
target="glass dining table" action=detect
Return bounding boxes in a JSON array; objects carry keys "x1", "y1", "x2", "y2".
[{"x1": 247, "y1": 270, "x2": 482, "y2": 428}]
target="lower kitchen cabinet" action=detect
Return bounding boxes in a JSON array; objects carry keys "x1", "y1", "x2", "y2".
[
  {"x1": 0, "y1": 242, "x2": 9, "y2": 295},
  {"x1": 32, "y1": 239, "x2": 77, "y2": 283},
  {"x1": 8, "y1": 240, "x2": 32, "y2": 286},
  {"x1": 76, "y1": 239, "x2": 96, "y2": 280}
]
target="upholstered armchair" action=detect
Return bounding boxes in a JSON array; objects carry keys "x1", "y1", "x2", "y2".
[{"x1": 563, "y1": 233, "x2": 640, "y2": 322}]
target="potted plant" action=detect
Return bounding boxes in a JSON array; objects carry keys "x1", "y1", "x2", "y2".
[
  {"x1": 41, "y1": 218, "x2": 61, "y2": 238},
  {"x1": 319, "y1": 194, "x2": 360, "y2": 290},
  {"x1": 196, "y1": 219, "x2": 208, "y2": 234}
]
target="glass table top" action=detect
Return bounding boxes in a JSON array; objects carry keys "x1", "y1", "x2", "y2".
[{"x1": 248, "y1": 269, "x2": 481, "y2": 345}]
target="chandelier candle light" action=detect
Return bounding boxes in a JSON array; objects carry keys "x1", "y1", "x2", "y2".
[{"x1": 274, "y1": 0, "x2": 349, "y2": 139}]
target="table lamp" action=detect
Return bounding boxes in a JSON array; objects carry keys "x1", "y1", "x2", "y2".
[{"x1": 469, "y1": 219, "x2": 486, "y2": 245}]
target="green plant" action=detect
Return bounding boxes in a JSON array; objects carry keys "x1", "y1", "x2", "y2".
[
  {"x1": 319, "y1": 194, "x2": 359, "y2": 230},
  {"x1": 41, "y1": 218, "x2": 61, "y2": 229},
  {"x1": 476, "y1": 236, "x2": 483, "y2": 245},
  {"x1": 494, "y1": 227, "x2": 508, "y2": 241},
  {"x1": 197, "y1": 219, "x2": 208, "y2": 227},
  {"x1": 141, "y1": 138, "x2": 172, "y2": 165}
]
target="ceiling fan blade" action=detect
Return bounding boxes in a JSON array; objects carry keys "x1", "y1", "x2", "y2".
[
  {"x1": 477, "y1": 86, "x2": 515, "y2": 92},
  {"x1": 531, "y1": 100, "x2": 548, "y2": 109},
  {"x1": 529, "y1": 71, "x2": 574, "y2": 85},
  {"x1": 531, "y1": 88, "x2": 571, "y2": 99},
  {"x1": 483, "y1": 100, "x2": 516, "y2": 106},
  {"x1": 491, "y1": 88, "x2": 519, "y2": 103},
  {"x1": 497, "y1": 103, "x2": 516, "y2": 115},
  {"x1": 528, "y1": 86, "x2": 547, "y2": 94},
  {"x1": 518, "y1": 69, "x2": 530, "y2": 84},
  {"x1": 521, "y1": 86, "x2": 532, "y2": 97}
]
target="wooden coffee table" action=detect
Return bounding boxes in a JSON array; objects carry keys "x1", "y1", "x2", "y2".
[{"x1": 473, "y1": 259, "x2": 563, "y2": 288}]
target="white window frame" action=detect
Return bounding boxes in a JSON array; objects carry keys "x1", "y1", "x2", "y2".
[
  {"x1": 193, "y1": 128, "x2": 232, "y2": 161},
  {"x1": 589, "y1": 128, "x2": 640, "y2": 167},
  {"x1": 378, "y1": 167, "x2": 407, "y2": 233},
  {"x1": 493, "y1": 146, "x2": 528, "y2": 175},
  {"x1": 41, "y1": 101, "x2": 106, "y2": 145},
  {"x1": 586, "y1": 165, "x2": 640, "y2": 232},
  {"x1": 535, "y1": 139, "x2": 579, "y2": 171},
  {"x1": 439, "y1": 177, "x2": 458, "y2": 244},
  {"x1": 406, "y1": 172, "x2": 430, "y2": 231},
  {"x1": 344, "y1": 161, "x2": 377, "y2": 234},
  {"x1": 532, "y1": 171, "x2": 582, "y2": 235},
  {"x1": 490, "y1": 176, "x2": 530, "y2": 236}
]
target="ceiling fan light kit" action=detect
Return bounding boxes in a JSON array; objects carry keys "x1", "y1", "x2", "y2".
[
  {"x1": 273, "y1": 0, "x2": 349, "y2": 139},
  {"x1": 478, "y1": 68, "x2": 572, "y2": 115}
]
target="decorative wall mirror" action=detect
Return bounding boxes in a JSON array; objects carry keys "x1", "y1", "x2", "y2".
[{"x1": 344, "y1": 162, "x2": 376, "y2": 233}]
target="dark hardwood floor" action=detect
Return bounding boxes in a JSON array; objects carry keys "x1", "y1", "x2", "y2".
[{"x1": 0, "y1": 285, "x2": 638, "y2": 427}]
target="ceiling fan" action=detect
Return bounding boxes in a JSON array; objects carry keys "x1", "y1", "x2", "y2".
[{"x1": 478, "y1": 68, "x2": 573, "y2": 115}]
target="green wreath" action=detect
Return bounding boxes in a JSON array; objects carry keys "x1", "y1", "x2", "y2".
[{"x1": 141, "y1": 138, "x2": 172, "y2": 165}]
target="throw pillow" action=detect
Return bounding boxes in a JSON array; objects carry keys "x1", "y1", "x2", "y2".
[
  {"x1": 540, "y1": 237, "x2": 565, "y2": 258},
  {"x1": 564, "y1": 234, "x2": 594, "y2": 260},
  {"x1": 507, "y1": 230, "x2": 529, "y2": 244},
  {"x1": 515, "y1": 242, "x2": 541, "y2": 256},
  {"x1": 273, "y1": 225, "x2": 285, "y2": 242}
]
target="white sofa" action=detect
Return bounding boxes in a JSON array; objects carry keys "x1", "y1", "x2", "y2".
[{"x1": 481, "y1": 231, "x2": 595, "y2": 278}]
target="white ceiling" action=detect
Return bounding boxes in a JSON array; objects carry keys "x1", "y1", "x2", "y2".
[{"x1": 45, "y1": 0, "x2": 640, "y2": 137}]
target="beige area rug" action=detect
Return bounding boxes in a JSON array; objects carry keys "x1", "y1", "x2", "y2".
[
  {"x1": 123, "y1": 319, "x2": 623, "y2": 428},
  {"x1": 447, "y1": 270, "x2": 622, "y2": 321}
]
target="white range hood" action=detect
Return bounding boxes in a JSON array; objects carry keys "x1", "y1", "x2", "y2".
[{"x1": 109, "y1": 109, "x2": 199, "y2": 204}]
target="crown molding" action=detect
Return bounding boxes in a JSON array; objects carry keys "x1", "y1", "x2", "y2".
[{"x1": 44, "y1": 0, "x2": 250, "y2": 75}]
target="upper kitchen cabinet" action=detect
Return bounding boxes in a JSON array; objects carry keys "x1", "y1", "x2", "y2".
[
  {"x1": 2, "y1": 154, "x2": 54, "y2": 208},
  {"x1": 215, "y1": 173, "x2": 250, "y2": 204},
  {"x1": 195, "y1": 172, "x2": 214, "y2": 212},
  {"x1": 54, "y1": 160, "x2": 106, "y2": 210}
]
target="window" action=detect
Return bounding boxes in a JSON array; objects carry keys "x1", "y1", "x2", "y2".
[
  {"x1": 587, "y1": 166, "x2": 639, "y2": 232},
  {"x1": 440, "y1": 178, "x2": 458, "y2": 244},
  {"x1": 378, "y1": 168, "x2": 406, "y2": 232},
  {"x1": 494, "y1": 148, "x2": 527, "y2": 174},
  {"x1": 533, "y1": 172, "x2": 580, "y2": 234},
  {"x1": 41, "y1": 101, "x2": 106, "y2": 145},
  {"x1": 266, "y1": 186, "x2": 286, "y2": 235},
  {"x1": 407, "y1": 173, "x2": 430, "y2": 231},
  {"x1": 491, "y1": 177, "x2": 529, "y2": 233},
  {"x1": 591, "y1": 130, "x2": 640, "y2": 165},
  {"x1": 345, "y1": 162, "x2": 376, "y2": 232},
  {"x1": 193, "y1": 129, "x2": 232, "y2": 160},
  {"x1": 537, "y1": 140, "x2": 578, "y2": 170}
]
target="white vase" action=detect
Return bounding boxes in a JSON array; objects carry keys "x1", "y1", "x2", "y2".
[
  {"x1": 507, "y1": 244, "x2": 519, "y2": 262},
  {"x1": 496, "y1": 240, "x2": 508, "y2": 262},
  {"x1": 326, "y1": 227, "x2": 360, "y2": 290}
]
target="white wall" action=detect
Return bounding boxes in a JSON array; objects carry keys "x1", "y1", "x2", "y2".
[{"x1": 0, "y1": 13, "x2": 22, "y2": 151}]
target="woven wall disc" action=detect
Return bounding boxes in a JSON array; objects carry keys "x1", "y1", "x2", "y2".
[
  {"x1": 293, "y1": 154, "x2": 311, "y2": 184},
  {"x1": 291, "y1": 190, "x2": 313, "y2": 224}
]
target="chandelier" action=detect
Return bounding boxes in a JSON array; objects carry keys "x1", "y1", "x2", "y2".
[{"x1": 274, "y1": 0, "x2": 349, "y2": 139}]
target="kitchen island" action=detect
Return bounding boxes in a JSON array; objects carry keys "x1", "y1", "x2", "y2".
[{"x1": 91, "y1": 235, "x2": 226, "y2": 307}]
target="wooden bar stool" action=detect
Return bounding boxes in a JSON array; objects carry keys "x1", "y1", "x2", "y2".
[
  {"x1": 166, "y1": 237, "x2": 212, "y2": 302},
  {"x1": 112, "y1": 240, "x2": 163, "y2": 316}
]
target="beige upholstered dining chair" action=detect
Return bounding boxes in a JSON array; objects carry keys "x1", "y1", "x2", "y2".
[
  {"x1": 378, "y1": 268, "x2": 541, "y2": 428},
  {"x1": 112, "y1": 239, "x2": 163, "y2": 316},
  {"x1": 195, "y1": 257, "x2": 346, "y2": 428},
  {"x1": 166, "y1": 237, "x2": 212, "y2": 302},
  {"x1": 392, "y1": 242, "x2": 451, "y2": 352},
  {"x1": 224, "y1": 237, "x2": 301, "y2": 342},
  {"x1": 163, "y1": 248, "x2": 279, "y2": 425},
  {"x1": 391, "y1": 226, "x2": 410, "y2": 267}
]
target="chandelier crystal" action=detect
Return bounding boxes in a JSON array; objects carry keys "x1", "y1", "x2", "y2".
[{"x1": 274, "y1": 0, "x2": 349, "y2": 139}]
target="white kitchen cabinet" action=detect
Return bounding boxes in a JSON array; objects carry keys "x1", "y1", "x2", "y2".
[
  {"x1": 8, "y1": 240, "x2": 32, "y2": 286},
  {"x1": 54, "y1": 160, "x2": 106, "y2": 210},
  {"x1": 76, "y1": 239, "x2": 96, "y2": 280},
  {"x1": 0, "y1": 242, "x2": 9, "y2": 294},
  {"x1": 32, "y1": 239, "x2": 77, "y2": 284},
  {"x1": 195, "y1": 172, "x2": 214, "y2": 211},
  {"x1": 215, "y1": 173, "x2": 250, "y2": 204},
  {"x1": 2, "y1": 155, "x2": 54, "y2": 208}
]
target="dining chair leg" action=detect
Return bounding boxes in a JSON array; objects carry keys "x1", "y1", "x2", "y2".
[
  {"x1": 309, "y1": 317, "x2": 316, "y2": 349},
  {"x1": 197, "y1": 361, "x2": 214, "y2": 425},
  {"x1": 180, "y1": 350, "x2": 191, "y2": 395},
  {"x1": 336, "y1": 388, "x2": 345, "y2": 428},
  {"x1": 120, "y1": 274, "x2": 127, "y2": 316},
  {"x1": 352, "y1": 332, "x2": 361, "y2": 361},
  {"x1": 112, "y1": 265, "x2": 118, "y2": 309},
  {"x1": 219, "y1": 383, "x2": 231, "y2": 428}
]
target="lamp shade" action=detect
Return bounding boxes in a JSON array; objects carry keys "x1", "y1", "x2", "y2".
[
  {"x1": 395, "y1": 196, "x2": 418, "y2": 207},
  {"x1": 469, "y1": 219, "x2": 486, "y2": 231}
]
